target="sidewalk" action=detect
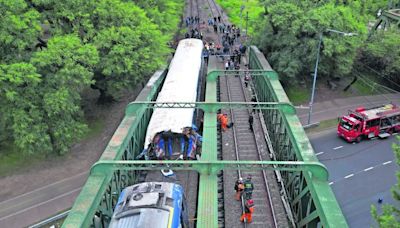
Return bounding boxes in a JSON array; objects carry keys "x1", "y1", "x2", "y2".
[{"x1": 296, "y1": 93, "x2": 400, "y2": 125}]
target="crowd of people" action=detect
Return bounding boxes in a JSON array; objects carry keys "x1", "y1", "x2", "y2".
[{"x1": 186, "y1": 11, "x2": 257, "y2": 225}]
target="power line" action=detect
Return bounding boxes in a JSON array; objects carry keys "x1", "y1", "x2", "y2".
[
  {"x1": 353, "y1": 70, "x2": 400, "y2": 94},
  {"x1": 352, "y1": 71, "x2": 399, "y2": 107},
  {"x1": 356, "y1": 62, "x2": 400, "y2": 90}
]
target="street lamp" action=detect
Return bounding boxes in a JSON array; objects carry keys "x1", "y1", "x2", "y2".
[{"x1": 306, "y1": 29, "x2": 358, "y2": 125}]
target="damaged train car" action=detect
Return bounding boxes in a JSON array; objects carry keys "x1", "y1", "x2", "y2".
[{"x1": 139, "y1": 38, "x2": 204, "y2": 160}]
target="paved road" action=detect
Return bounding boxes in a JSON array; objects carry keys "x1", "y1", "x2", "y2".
[
  {"x1": 309, "y1": 129, "x2": 399, "y2": 228},
  {"x1": 0, "y1": 172, "x2": 88, "y2": 228},
  {"x1": 296, "y1": 93, "x2": 400, "y2": 125}
]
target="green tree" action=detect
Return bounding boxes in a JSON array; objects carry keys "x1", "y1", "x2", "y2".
[
  {"x1": 31, "y1": 35, "x2": 99, "y2": 154},
  {"x1": 254, "y1": 1, "x2": 366, "y2": 84},
  {"x1": 372, "y1": 137, "x2": 400, "y2": 227},
  {"x1": 132, "y1": 0, "x2": 185, "y2": 39},
  {"x1": 360, "y1": 29, "x2": 400, "y2": 86},
  {"x1": 0, "y1": 0, "x2": 42, "y2": 63},
  {"x1": 0, "y1": 63, "x2": 52, "y2": 154},
  {"x1": 31, "y1": 0, "x2": 170, "y2": 100}
]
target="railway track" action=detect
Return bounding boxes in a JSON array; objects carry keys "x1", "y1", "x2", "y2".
[
  {"x1": 219, "y1": 71, "x2": 278, "y2": 228},
  {"x1": 201, "y1": 0, "x2": 278, "y2": 226}
]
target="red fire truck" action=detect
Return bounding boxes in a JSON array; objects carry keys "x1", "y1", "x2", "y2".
[{"x1": 337, "y1": 104, "x2": 400, "y2": 143}]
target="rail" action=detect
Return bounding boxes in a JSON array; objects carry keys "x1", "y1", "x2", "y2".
[{"x1": 224, "y1": 70, "x2": 278, "y2": 227}]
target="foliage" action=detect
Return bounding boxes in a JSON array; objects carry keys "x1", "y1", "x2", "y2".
[
  {"x1": 31, "y1": 0, "x2": 170, "y2": 100},
  {"x1": 0, "y1": 36, "x2": 98, "y2": 155},
  {"x1": 31, "y1": 35, "x2": 99, "y2": 154},
  {"x1": 89, "y1": 0, "x2": 169, "y2": 100},
  {"x1": 132, "y1": 0, "x2": 185, "y2": 39},
  {"x1": 0, "y1": 0, "x2": 42, "y2": 63},
  {"x1": 0, "y1": 63, "x2": 50, "y2": 154},
  {"x1": 253, "y1": 1, "x2": 367, "y2": 84},
  {"x1": 372, "y1": 137, "x2": 400, "y2": 227},
  {"x1": 360, "y1": 29, "x2": 400, "y2": 86},
  {"x1": 0, "y1": 0, "x2": 181, "y2": 155},
  {"x1": 215, "y1": 0, "x2": 264, "y2": 36}
]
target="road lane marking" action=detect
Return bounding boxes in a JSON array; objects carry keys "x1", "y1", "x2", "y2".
[
  {"x1": 364, "y1": 167, "x2": 374, "y2": 172},
  {"x1": 333, "y1": 146, "x2": 343, "y2": 150},
  {"x1": 344, "y1": 174, "x2": 354, "y2": 179},
  {"x1": 0, "y1": 187, "x2": 82, "y2": 221},
  {"x1": 0, "y1": 171, "x2": 88, "y2": 205},
  {"x1": 315, "y1": 152, "x2": 324, "y2": 156},
  {"x1": 383, "y1": 161, "x2": 393, "y2": 165},
  {"x1": 329, "y1": 182, "x2": 334, "y2": 185}
]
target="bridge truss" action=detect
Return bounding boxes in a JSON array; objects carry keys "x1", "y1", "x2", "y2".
[{"x1": 62, "y1": 47, "x2": 347, "y2": 228}]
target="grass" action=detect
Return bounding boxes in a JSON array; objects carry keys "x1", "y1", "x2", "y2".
[
  {"x1": 81, "y1": 118, "x2": 106, "y2": 141},
  {"x1": 305, "y1": 118, "x2": 339, "y2": 134},
  {"x1": 215, "y1": 0, "x2": 264, "y2": 36},
  {"x1": 0, "y1": 142, "x2": 45, "y2": 177},
  {"x1": 284, "y1": 86, "x2": 309, "y2": 105},
  {"x1": 0, "y1": 118, "x2": 105, "y2": 177}
]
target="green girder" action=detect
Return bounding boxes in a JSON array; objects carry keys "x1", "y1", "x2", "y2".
[
  {"x1": 90, "y1": 160, "x2": 329, "y2": 181},
  {"x1": 125, "y1": 101, "x2": 296, "y2": 115},
  {"x1": 206, "y1": 69, "x2": 277, "y2": 82}
]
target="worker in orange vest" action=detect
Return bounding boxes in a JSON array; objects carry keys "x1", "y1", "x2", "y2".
[
  {"x1": 217, "y1": 113, "x2": 233, "y2": 132},
  {"x1": 240, "y1": 199, "x2": 255, "y2": 223}
]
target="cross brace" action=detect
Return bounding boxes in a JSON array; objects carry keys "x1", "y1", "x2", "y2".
[
  {"x1": 207, "y1": 70, "x2": 277, "y2": 81},
  {"x1": 91, "y1": 160, "x2": 328, "y2": 181},
  {"x1": 125, "y1": 101, "x2": 296, "y2": 115}
]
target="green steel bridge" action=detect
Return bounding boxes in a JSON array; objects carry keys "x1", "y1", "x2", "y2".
[{"x1": 63, "y1": 47, "x2": 347, "y2": 227}]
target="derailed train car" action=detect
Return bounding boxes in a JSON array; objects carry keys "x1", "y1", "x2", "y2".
[{"x1": 140, "y1": 39, "x2": 204, "y2": 160}]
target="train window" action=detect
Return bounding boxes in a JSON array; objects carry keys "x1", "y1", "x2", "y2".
[
  {"x1": 155, "y1": 184, "x2": 162, "y2": 189},
  {"x1": 165, "y1": 197, "x2": 174, "y2": 207}
]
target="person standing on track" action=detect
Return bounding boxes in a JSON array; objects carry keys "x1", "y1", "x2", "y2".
[
  {"x1": 243, "y1": 176, "x2": 254, "y2": 199},
  {"x1": 248, "y1": 114, "x2": 254, "y2": 132},
  {"x1": 240, "y1": 199, "x2": 255, "y2": 223},
  {"x1": 218, "y1": 16, "x2": 221, "y2": 22},
  {"x1": 234, "y1": 177, "x2": 244, "y2": 200},
  {"x1": 251, "y1": 95, "x2": 258, "y2": 113},
  {"x1": 244, "y1": 71, "x2": 250, "y2": 88}
]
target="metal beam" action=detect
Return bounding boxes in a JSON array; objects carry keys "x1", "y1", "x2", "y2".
[
  {"x1": 206, "y1": 70, "x2": 278, "y2": 81},
  {"x1": 125, "y1": 101, "x2": 296, "y2": 115},
  {"x1": 90, "y1": 160, "x2": 329, "y2": 181}
]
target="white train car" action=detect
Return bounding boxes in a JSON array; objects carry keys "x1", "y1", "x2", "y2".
[{"x1": 143, "y1": 39, "x2": 204, "y2": 160}]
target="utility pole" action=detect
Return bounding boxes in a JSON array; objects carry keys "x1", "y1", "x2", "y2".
[
  {"x1": 307, "y1": 33, "x2": 322, "y2": 125},
  {"x1": 306, "y1": 29, "x2": 358, "y2": 126}
]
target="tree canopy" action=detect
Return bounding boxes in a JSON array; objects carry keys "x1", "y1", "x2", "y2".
[
  {"x1": 254, "y1": 0, "x2": 367, "y2": 84},
  {"x1": 0, "y1": 0, "x2": 183, "y2": 155},
  {"x1": 0, "y1": 0, "x2": 41, "y2": 63}
]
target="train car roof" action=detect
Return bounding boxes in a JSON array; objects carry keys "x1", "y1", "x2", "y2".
[
  {"x1": 144, "y1": 39, "x2": 203, "y2": 148},
  {"x1": 109, "y1": 182, "x2": 183, "y2": 228}
]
